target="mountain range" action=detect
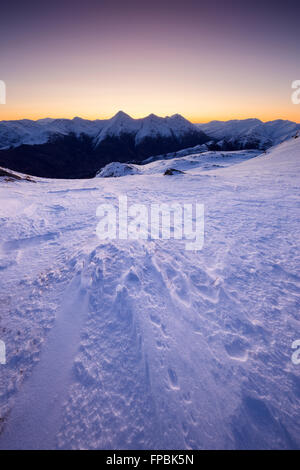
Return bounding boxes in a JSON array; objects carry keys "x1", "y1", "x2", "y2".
[
  {"x1": 197, "y1": 118, "x2": 300, "y2": 150},
  {"x1": 0, "y1": 112, "x2": 208, "y2": 178},
  {"x1": 0, "y1": 112, "x2": 299, "y2": 178}
]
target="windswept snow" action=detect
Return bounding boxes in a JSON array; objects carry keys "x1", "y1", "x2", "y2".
[{"x1": 0, "y1": 137, "x2": 300, "y2": 449}]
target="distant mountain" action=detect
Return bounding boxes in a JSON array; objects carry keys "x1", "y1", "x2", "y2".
[
  {"x1": 0, "y1": 112, "x2": 209, "y2": 178},
  {"x1": 196, "y1": 119, "x2": 300, "y2": 150},
  {"x1": 0, "y1": 114, "x2": 299, "y2": 179},
  {"x1": 94, "y1": 111, "x2": 202, "y2": 146},
  {"x1": 0, "y1": 117, "x2": 106, "y2": 150}
]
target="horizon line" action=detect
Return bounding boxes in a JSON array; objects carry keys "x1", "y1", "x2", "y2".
[{"x1": 0, "y1": 112, "x2": 299, "y2": 125}]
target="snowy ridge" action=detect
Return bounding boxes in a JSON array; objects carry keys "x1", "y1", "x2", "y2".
[
  {"x1": 0, "y1": 117, "x2": 106, "y2": 150},
  {"x1": 142, "y1": 143, "x2": 211, "y2": 163},
  {"x1": 93, "y1": 111, "x2": 200, "y2": 147},
  {"x1": 197, "y1": 118, "x2": 300, "y2": 149},
  {"x1": 97, "y1": 149, "x2": 261, "y2": 177},
  {"x1": 0, "y1": 137, "x2": 300, "y2": 449},
  {"x1": 1, "y1": 115, "x2": 299, "y2": 152},
  {"x1": 93, "y1": 111, "x2": 141, "y2": 144},
  {"x1": 0, "y1": 112, "x2": 204, "y2": 151}
]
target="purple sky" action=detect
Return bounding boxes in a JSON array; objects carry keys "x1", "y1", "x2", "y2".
[{"x1": 1, "y1": 0, "x2": 299, "y2": 121}]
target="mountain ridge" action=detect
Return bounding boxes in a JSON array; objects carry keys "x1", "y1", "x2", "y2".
[
  {"x1": 197, "y1": 118, "x2": 300, "y2": 150},
  {"x1": 0, "y1": 112, "x2": 209, "y2": 178},
  {"x1": 0, "y1": 113, "x2": 299, "y2": 178}
]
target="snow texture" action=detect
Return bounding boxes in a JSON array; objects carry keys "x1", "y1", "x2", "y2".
[{"x1": 0, "y1": 137, "x2": 300, "y2": 449}]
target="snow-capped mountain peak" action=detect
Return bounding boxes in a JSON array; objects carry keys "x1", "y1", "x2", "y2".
[
  {"x1": 196, "y1": 118, "x2": 300, "y2": 149},
  {"x1": 2, "y1": 114, "x2": 299, "y2": 178},
  {"x1": 94, "y1": 111, "x2": 141, "y2": 145},
  {"x1": 93, "y1": 111, "x2": 202, "y2": 147},
  {"x1": 166, "y1": 113, "x2": 198, "y2": 136}
]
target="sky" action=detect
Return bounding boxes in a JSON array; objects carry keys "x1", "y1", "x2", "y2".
[{"x1": 0, "y1": 0, "x2": 299, "y2": 122}]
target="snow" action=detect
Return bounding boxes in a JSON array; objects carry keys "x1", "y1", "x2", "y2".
[
  {"x1": 97, "y1": 162, "x2": 140, "y2": 178},
  {"x1": 1, "y1": 115, "x2": 299, "y2": 152},
  {"x1": 0, "y1": 117, "x2": 106, "y2": 150},
  {"x1": 0, "y1": 137, "x2": 300, "y2": 449},
  {"x1": 142, "y1": 143, "x2": 210, "y2": 163},
  {"x1": 0, "y1": 112, "x2": 202, "y2": 151},
  {"x1": 134, "y1": 114, "x2": 173, "y2": 145},
  {"x1": 94, "y1": 111, "x2": 142, "y2": 145},
  {"x1": 97, "y1": 149, "x2": 261, "y2": 177},
  {"x1": 197, "y1": 118, "x2": 262, "y2": 140},
  {"x1": 197, "y1": 119, "x2": 300, "y2": 149},
  {"x1": 93, "y1": 112, "x2": 200, "y2": 147}
]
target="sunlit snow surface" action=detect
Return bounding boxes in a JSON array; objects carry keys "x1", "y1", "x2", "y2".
[{"x1": 0, "y1": 141, "x2": 300, "y2": 449}]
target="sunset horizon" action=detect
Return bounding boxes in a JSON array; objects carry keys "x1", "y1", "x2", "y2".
[
  {"x1": 1, "y1": 1, "x2": 299, "y2": 124},
  {"x1": 1, "y1": 110, "x2": 299, "y2": 124},
  {"x1": 1, "y1": 0, "x2": 300, "y2": 454}
]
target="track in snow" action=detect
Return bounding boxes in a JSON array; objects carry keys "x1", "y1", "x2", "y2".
[{"x1": 0, "y1": 141, "x2": 300, "y2": 449}]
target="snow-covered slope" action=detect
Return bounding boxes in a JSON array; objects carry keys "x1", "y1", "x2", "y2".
[
  {"x1": 197, "y1": 119, "x2": 300, "y2": 149},
  {"x1": 0, "y1": 137, "x2": 300, "y2": 449},
  {"x1": 93, "y1": 111, "x2": 203, "y2": 147},
  {"x1": 1, "y1": 115, "x2": 299, "y2": 153},
  {"x1": 1, "y1": 115, "x2": 298, "y2": 179},
  {"x1": 97, "y1": 149, "x2": 261, "y2": 177},
  {"x1": 142, "y1": 143, "x2": 211, "y2": 163},
  {"x1": 0, "y1": 112, "x2": 205, "y2": 151},
  {"x1": 93, "y1": 111, "x2": 141, "y2": 145},
  {"x1": 0, "y1": 113, "x2": 209, "y2": 178},
  {"x1": 0, "y1": 117, "x2": 106, "y2": 150},
  {"x1": 97, "y1": 162, "x2": 140, "y2": 177}
]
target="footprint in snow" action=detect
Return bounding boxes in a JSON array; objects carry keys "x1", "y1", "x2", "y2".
[
  {"x1": 224, "y1": 337, "x2": 249, "y2": 361},
  {"x1": 150, "y1": 313, "x2": 161, "y2": 326},
  {"x1": 167, "y1": 368, "x2": 180, "y2": 390}
]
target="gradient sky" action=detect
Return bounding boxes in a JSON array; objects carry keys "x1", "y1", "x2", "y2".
[{"x1": 0, "y1": 0, "x2": 299, "y2": 122}]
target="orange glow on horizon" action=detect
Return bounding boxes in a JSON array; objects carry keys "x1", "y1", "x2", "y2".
[
  {"x1": 0, "y1": 110, "x2": 299, "y2": 124},
  {"x1": 1, "y1": 2, "x2": 299, "y2": 125}
]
